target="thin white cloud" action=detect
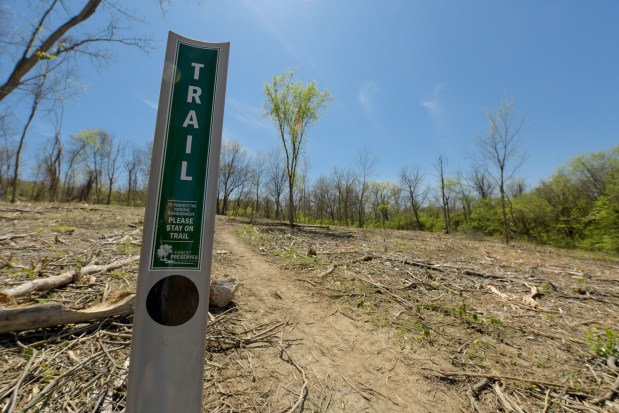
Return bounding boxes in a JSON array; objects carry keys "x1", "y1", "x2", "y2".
[
  {"x1": 241, "y1": 0, "x2": 319, "y2": 73},
  {"x1": 138, "y1": 96, "x2": 158, "y2": 110},
  {"x1": 358, "y1": 80, "x2": 379, "y2": 112},
  {"x1": 243, "y1": 0, "x2": 302, "y2": 63},
  {"x1": 222, "y1": 128, "x2": 238, "y2": 141},
  {"x1": 33, "y1": 121, "x2": 56, "y2": 138},
  {"x1": 421, "y1": 99, "x2": 440, "y2": 116},
  {"x1": 358, "y1": 81, "x2": 386, "y2": 138},
  {"x1": 226, "y1": 97, "x2": 271, "y2": 131},
  {"x1": 421, "y1": 83, "x2": 446, "y2": 131}
]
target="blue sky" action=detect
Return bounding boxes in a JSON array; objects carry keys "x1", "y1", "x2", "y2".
[{"x1": 7, "y1": 0, "x2": 619, "y2": 187}]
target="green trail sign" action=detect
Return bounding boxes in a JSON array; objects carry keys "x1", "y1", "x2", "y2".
[
  {"x1": 151, "y1": 41, "x2": 221, "y2": 270},
  {"x1": 127, "y1": 32, "x2": 229, "y2": 413}
]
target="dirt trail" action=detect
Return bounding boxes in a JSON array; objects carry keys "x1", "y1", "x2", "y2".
[{"x1": 214, "y1": 222, "x2": 448, "y2": 413}]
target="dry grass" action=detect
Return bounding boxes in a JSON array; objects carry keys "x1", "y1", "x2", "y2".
[
  {"x1": 1, "y1": 204, "x2": 618, "y2": 412},
  {"x1": 235, "y1": 218, "x2": 619, "y2": 412}
]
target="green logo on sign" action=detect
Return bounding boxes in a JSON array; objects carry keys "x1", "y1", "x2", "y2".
[{"x1": 151, "y1": 41, "x2": 220, "y2": 269}]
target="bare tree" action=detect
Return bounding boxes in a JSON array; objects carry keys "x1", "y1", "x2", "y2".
[
  {"x1": 30, "y1": 148, "x2": 48, "y2": 201},
  {"x1": 435, "y1": 154, "x2": 452, "y2": 234},
  {"x1": 0, "y1": 114, "x2": 15, "y2": 198},
  {"x1": 10, "y1": 74, "x2": 48, "y2": 202},
  {"x1": 389, "y1": 183, "x2": 403, "y2": 216},
  {"x1": 476, "y1": 98, "x2": 527, "y2": 244},
  {"x1": 44, "y1": 133, "x2": 63, "y2": 202},
  {"x1": 333, "y1": 166, "x2": 356, "y2": 225},
  {"x1": 140, "y1": 140, "x2": 153, "y2": 193},
  {"x1": 296, "y1": 155, "x2": 312, "y2": 223},
  {"x1": 311, "y1": 175, "x2": 335, "y2": 224},
  {"x1": 249, "y1": 153, "x2": 266, "y2": 222},
  {"x1": 354, "y1": 146, "x2": 377, "y2": 227},
  {"x1": 400, "y1": 165, "x2": 425, "y2": 230},
  {"x1": 507, "y1": 178, "x2": 526, "y2": 199},
  {"x1": 104, "y1": 136, "x2": 124, "y2": 204},
  {"x1": 61, "y1": 135, "x2": 88, "y2": 201},
  {"x1": 125, "y1": 142, "x2": 152, "y2": 207},
  {"x1": 124, "y1": 145, "x2": 145, "y2": 206},
  {"x1": 454, "y1": 172, "x2": 474, "y2": 221},
  {"x1": 0, "y1": 0, "x2": 149, "y2": 103},
  {"x1": 469, "y1": 166, "x2": 496, "y2": 200},
  {"x1": 218, "y1": 140, "x2": 250, "y2": 215},
  {"x1": 265, "y1": 148, "x2": 287, "y2": 220}
]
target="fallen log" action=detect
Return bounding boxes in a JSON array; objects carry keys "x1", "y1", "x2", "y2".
[
  {"x1": 0, "y1": 256, "x2": 140, "y2": 305},
  {"x1": 0, "y1": 279, "x2": 239, "y2": 334},
  {"x1": 0, "y1": 293, "x2": 136, "y2": 334}
]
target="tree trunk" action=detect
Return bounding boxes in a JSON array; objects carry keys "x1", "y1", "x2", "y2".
[
  {"x1": 500, "y1": 168, "x2": 510, "y2": 244},
  {"x1": 78, "y1": 173, "x2": 95, "y2": 202},
  {"x1": 48, "y1": 135, "x2": 62, "y2": 202},
  {"x1": 413, "y1": 204, "x2": 422, "y2": 230},
  {"x1": 107, "y1": 177, "x2": 113, "y2": 204},
  {"x1": 126, "y1": 170, "x2": 133, "y2": 206},
  {"x1": 500, "y1": 189, "x2": 510, "y2": 244},
  {"x1": 287, "y1": 179, "x2": 295, "y2": 226},
  {"x1": 11, "y1": 97, "x2": 39, "y2": 203}
]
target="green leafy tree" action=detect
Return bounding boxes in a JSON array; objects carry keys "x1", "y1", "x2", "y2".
[
  {"x1": 522, "y1": 145, "x2": 618, "y2": 251},
  {"x1": 580, "y1": 196, "x2": 619, "y2": 253},
  {"x1": 70, "y1": 128, "x2": 111, "y2": 202},
  {"x1": 263, "y1": 70, "x2": 332, "y2": 225}
]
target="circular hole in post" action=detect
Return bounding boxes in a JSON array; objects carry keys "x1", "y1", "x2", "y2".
[{"x1": 146, "y1": 275, "x2": 199, "y2": 326}]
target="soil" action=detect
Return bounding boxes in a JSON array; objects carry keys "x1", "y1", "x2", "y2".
[
  {"x1": 213, "y1": 221, "x2": 443, "y2": 412},
  {"x1": 1, "y1": 203, "x2": 618, "y2": 412}
]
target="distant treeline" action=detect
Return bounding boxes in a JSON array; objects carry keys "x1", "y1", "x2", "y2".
[
  {"x1": 217, "y1": 143, "x2": 619, "y2": 255},
  {"x1": 2, "y1": 131, "x2": 617, "y2": 254},
  {"x1": 0, "y1": 129, "x2": 152, "y2": 206}
]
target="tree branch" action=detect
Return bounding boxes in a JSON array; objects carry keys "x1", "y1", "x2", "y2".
[{"x1": 0, "y1": 0, "x2": 103, "y2": 102}]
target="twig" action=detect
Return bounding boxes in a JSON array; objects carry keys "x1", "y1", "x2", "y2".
[
  {"x1": 341, "y1": 374, "x2": 371, "y2": 402},
  {"x1": 493, "y1": 382, "x2": 525, "y2": 413},
  {"x1": 401, "y1": 259, "x2": 444, "y2": 273},
  {"x1": 18, "y1": 350, "x2": 107, "y2": 412},
  {"x1": 349, "y1": 255, "x2": 374, "y2": 264},
  {"x1": 590, "y1": 356, "x2": 619, "y2": 405},
  {"x1": 464, "y1": 269, "x2": 509, "y2": 280},
  {"x1": 279, "y1": 346, "x2": 308, "y2": 413},
  {"x1": 467, "y1": 378, "x2": 488, "y2": 413},
  {"x1": 542, "y1": 388, "x2": 551, "y2": 413},
  {"x1": 6, "y1": 353, "x2": 37, "y2": 413},
  {"x1": 318, "y1": 255, "x2": 373, "y2": 278},
  {"x1": 318, "y1": 265, "x2": 335, "y2": 278},
  {"x1": 424, "y1": 368, "x2": 592, "y2": 394},
  {"x1": 98, "y1": 338, "x2": 118, "y2": 368}
]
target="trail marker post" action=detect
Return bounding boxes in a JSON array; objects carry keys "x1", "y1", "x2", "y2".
[{"x1": 126, "y1": 32, "x2": 229, "y2": 412}]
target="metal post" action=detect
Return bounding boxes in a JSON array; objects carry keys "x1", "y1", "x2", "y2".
[{"x1": 126, "y1": 32, "x2": 229, "y2": 413}]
